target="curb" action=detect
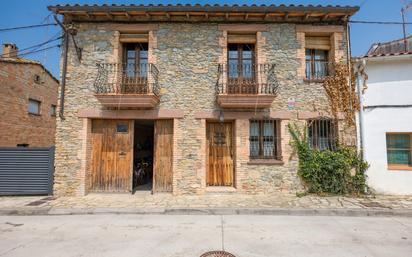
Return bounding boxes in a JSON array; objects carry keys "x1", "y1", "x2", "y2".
[{"x1": 1, "y1": 207, "x2": 412, "y2": 217}]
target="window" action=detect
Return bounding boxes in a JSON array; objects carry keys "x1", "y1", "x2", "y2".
[
  {"x1": 116, "y1": 123, "x2": 129, "y2": 133},
  {"x1": 228, "y1": 43, "x2": 255, "y2": 80},
  {"x1": 123, "y1": 43, "x2": 148, "y2": 78},
  {"x1": 34, "y1": 74, "x2": 41, "y2": 84},
  {"x1": 308, "y1": 119, "x2": 337, "y2": 151},
  {"x1": 50, "y1": 105, "x2": 56, "y2": 116},
  {"x1": 249, "y1": 120, "x2": 281, "y2": 160},
  {"x1": 228, "y1": 43, "x2": 256, "y2": 94},
  {"x1": 305, "y1": 49, "x2": 329, "y2": 80},
  {"x1": 28, "y1": 99, "x2": 41, "y2": 115},
  {"x1": 386, "y1": 133, "x2": 412, "y2": 170}
]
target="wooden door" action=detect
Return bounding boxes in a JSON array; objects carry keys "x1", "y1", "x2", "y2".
[
  {"x1": 207, "y1": 122, "x2": 234, "y2": 186},
  {"x1": 90, "y1": 120, "x2": 133, "y2": 192},
  {"x1": 153, "y1": 119, "x2": 173, "y2": 192}
]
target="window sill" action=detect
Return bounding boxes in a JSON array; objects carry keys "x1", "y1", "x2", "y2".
[
  {"x1": 388, "y1": 164, "x2": 412, "y2": 171},
  {"x1": 303, "y1": 78, "x2": 326, "y2": 83},
  {"x1": 248, "y1": 159, "x2": 284, "y2": 165},
  {"x1": 28, "y1": 113, "x2": 41, "y2": 116}
]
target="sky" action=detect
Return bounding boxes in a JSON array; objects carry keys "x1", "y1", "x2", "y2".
[{"x1": 0, "y1": 0, "x2": 411, "y2": 78}]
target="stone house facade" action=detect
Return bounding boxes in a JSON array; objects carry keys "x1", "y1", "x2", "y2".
[
  {"x1": 48, "y1": 4, "x2": 359, "y2": 196},
  {"x1": 0, "y1": 43, "x2": 59, "y2": 147}
]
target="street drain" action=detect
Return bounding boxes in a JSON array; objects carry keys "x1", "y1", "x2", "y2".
[{"x1": 200, "y1": 251, "x2": 236, "y2": 257}]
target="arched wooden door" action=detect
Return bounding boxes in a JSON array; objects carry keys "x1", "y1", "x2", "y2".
[{"x1": 206, "y1": 122, "x2": 234, "y2": 186}]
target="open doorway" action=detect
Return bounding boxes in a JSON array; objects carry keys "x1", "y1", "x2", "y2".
[{"x1": 133, "y1": 120, "x2": 154, "y2": 192}]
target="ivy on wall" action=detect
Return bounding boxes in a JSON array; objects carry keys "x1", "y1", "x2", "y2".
[
  {"x1": 289, "y1": 123, "x2": 368, "y2": 195},
  {"x1": 322, "y1": 62, "x2": 360, "y2": 127}
]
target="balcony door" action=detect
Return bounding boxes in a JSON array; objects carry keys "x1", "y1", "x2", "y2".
[
  {"x1": 228, "y1": 43, "x2": 257, "y2": 94},
  {"x1": 122, "y1": 43, "x2": 148, "y2": 94}
]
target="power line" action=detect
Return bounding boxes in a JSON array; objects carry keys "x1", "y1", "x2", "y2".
[
  {"x1": 0, "y1": 23, "x2": 57, "y2": 33},
  {"x1": 350, "y1": 20, "x2": 412, "y2": 25},
  {"x1": 0, "y1": 33, "x2": 62, "y2": 58},
  {"x1": 18, "y1": 44, "x2": 61, "y2": 57}
]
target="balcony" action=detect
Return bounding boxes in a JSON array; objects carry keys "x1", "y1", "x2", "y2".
[
  {"x1": 305, "y1": 60, "x2": 333, "y2": 82},
  {"x1": 215, "y1": 64, "x2": 278, "y2": 109},
  {"x1": 93, "y1": 63, "x2": 160, "y2": 108}
]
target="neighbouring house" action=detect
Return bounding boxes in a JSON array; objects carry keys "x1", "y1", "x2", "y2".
[
  {"x1": 0, "y1": 43, "x2": 59, "y2": 147},
  {"x1": 356, "y1": 36, "x2": 412, "y2": 195},
  {"x1": 48, "y1": 4, "x2": 359, "y2": 196}
]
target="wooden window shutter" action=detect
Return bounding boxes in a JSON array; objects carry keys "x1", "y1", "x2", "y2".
[
  {"x1": 119, "y1": 33, "x2": 149, "y2": 43},
  {"x1": 227, "y1": 34, "x2": 256, "y2": 44},
  {"x1": 305, "y1": 36, "x2": 331, "y2": 50}
]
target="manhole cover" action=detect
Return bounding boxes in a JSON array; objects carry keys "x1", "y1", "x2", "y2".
[{"x1": 200, "y1": 251, "x2": 236, "y2": 257}]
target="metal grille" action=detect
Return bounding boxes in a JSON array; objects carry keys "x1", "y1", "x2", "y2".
[
  {"x1": 216, "y1": 63, "x2": 279, "y2": 95},
  {"x1": 0, "y1": 147, "x2": 54, "y2": 195},
  {"x1": 200, "y1": 251, "x2": 236, "y2": 257},
  {"x1": 93, "y1": 63, "x2": 159, "y2": 96},
  {"x1": 308, "y1": 119, "x2": 338, "y2": 151},
  {"x1": 249, "y1": 119, "x2": 281, "y2": 160}
]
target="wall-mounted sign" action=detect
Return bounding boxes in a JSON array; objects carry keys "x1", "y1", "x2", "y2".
[{"x1": 287, "y1": 97, "x2": 296, "y2": 110}]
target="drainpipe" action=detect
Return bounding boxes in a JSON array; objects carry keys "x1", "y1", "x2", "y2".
[
  {"x1": 355, "y1": 59, "x2": 366, "y2": 160},
  {"x1": 54, "y1": 14, "x2": 68, "y2": 120},
  {"x1": 59, "y1": 31, "x2": 69, "y2": 120}
]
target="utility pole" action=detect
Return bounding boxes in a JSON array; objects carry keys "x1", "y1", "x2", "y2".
[{"x1": 401, "y1": 1, "x2": 412, "y2": 52}]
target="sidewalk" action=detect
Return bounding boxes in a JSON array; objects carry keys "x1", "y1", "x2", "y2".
[{"x1": 1, "y1": 193, "x2": 412, "y2": 216}]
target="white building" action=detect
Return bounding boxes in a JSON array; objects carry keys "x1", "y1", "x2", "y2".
[{"x1": 358, "y1": 36, "x2": 412, "y2": 195}]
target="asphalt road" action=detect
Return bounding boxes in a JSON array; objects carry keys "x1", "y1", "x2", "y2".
[{"x1": 0, "y1": 214, "x2": 411, "y2": 257}]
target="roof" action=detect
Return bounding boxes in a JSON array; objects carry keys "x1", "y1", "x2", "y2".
[
  {"x1": 0, "y1": 57, "x2": 59, "y2": 83},
  {"x1": 365, "y1": 35, "x2": 412, "y2": 58},
  {"x1": 48, "y1": 4, "x2": 359, "y2": 23}
]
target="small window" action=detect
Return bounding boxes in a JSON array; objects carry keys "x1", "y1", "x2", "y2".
[
  {"x1": 50, "y1": 105, "x2": 57, "y2": 116},
  {"x1": 28, "y1": 99, "x2": 41, "y2": 115},
  {"x1": 305, "y1": 49, "x2": 329, "y2": 80},
  {"x1": 34, "y1": 74, "x2": 41, "y2": 84},
  {"x1": 249, "y1": 120, "x2": 281, "y2": 160},
  {"x1": 308, "y1": 119, "x2": 337, "y2": 151},
  {"x1": 17, "y1": 143, "x2": 29, "y2": 147},
  {"x1": 116, "y1": 123, "x2": 129, "y2": 133},
  {"x1": 386, "y1": 133, "x2": 412, "y2": 170}
]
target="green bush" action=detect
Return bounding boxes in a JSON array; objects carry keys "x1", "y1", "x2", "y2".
[{"x1": 288, "y1": 123, "x2": 368, "y2": 195}]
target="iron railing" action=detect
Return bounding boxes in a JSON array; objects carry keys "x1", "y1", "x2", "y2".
[
  {"x1": 305, "y1": 60, "x2": 334, "y2": 81},
  {"x1": 216, "y1": 63, "x2": 279, "y2": 95},
  {"x1": 93, "y1": 63, "x2": 159, "y2": 96}
]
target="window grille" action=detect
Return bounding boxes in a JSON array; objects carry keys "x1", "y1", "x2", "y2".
[
  {"x1": 249, "y1": 119, "x2": 281, "y2": 160},
  {"x1": 307, "y1": 119, "x2": 338, "y2": 151}
]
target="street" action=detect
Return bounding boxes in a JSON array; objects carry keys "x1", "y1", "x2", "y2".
[{"x1": 0, "y1": 214, "x2": 411, "y2": 257}]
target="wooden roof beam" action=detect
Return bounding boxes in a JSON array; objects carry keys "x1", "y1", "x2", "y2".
[
  {"x1": 322, "y1": 14, "x2": 330, "y2": 21},
  {"x1": 105, "y1": 12, "x2": 113, "y2": 20}
]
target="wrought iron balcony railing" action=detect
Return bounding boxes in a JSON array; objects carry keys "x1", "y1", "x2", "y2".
[
  {"x1": 305, "y1": 60, "x2": 334, "y2": 81},
  {"x1": 93, "y1": 63, "x2": 159, "y2": 96},
  {"x1": 216, "y1": 63, "x2": 279, "y2": 95}
]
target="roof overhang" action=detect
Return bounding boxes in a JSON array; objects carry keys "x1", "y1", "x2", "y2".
[{"x1": 47, "y1": 4, "x2": 359, "y2": 23}]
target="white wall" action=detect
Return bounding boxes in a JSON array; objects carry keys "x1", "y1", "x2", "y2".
[{"x1": 363, "y1": 56, "x2": 412, "y2": 195}]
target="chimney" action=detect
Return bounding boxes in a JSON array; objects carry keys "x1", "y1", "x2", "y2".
[{"x1": 2, "y1": 43, "x2": 18, "y2": 59}]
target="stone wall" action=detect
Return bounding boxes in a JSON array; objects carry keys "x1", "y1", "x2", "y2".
[
  {"x1": 54, "y1": 22, "x2": 352, "y2": 196},
  {"x1": 0, "y1": 61, "x2": 58, "y2": 147}
]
